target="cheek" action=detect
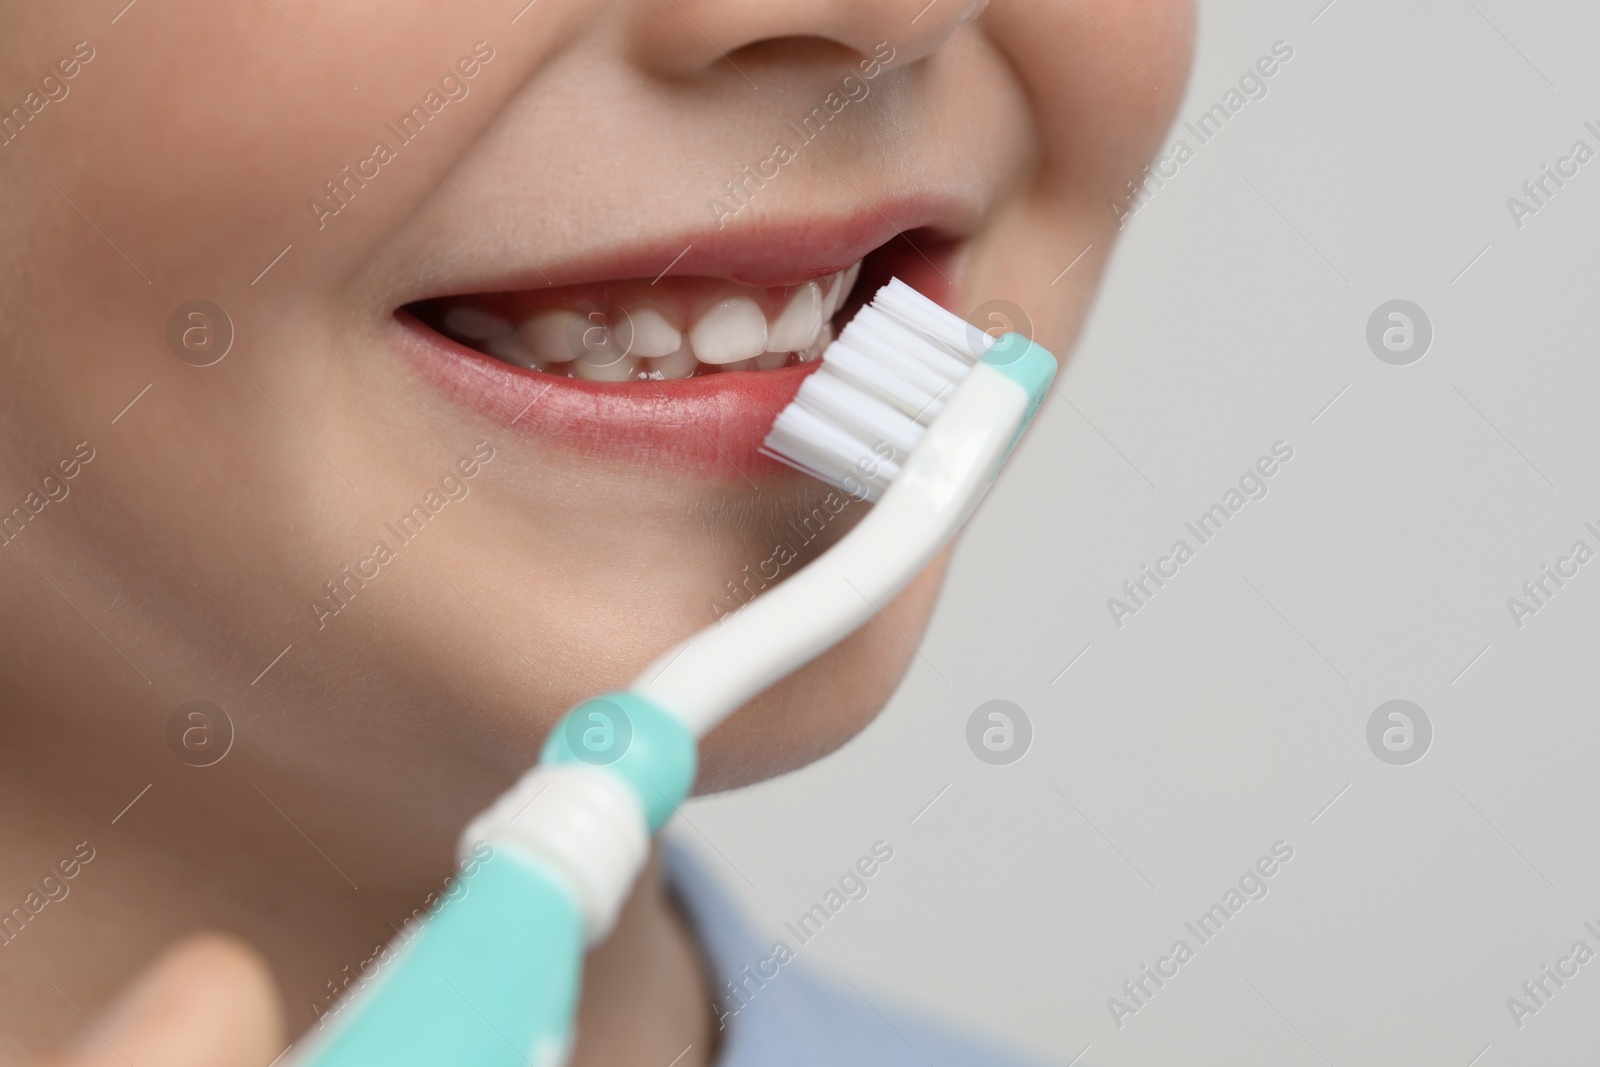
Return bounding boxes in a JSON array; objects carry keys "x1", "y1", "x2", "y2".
[{"x1": 694, "y1": 550, "x2": 950, "y2": 793}]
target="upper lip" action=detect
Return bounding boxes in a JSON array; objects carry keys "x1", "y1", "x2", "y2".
[{"x1": 389, "y1": 192, "x2": 975, "y2": 307}]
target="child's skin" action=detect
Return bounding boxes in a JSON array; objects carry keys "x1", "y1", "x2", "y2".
[{"x1": 0, "y1": 1, "x2": 1192, "y2": 1063}]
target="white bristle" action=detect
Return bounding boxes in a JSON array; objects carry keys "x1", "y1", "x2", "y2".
[{"x1": 762, "y1": 278, "x2": 992, "y2": 502}]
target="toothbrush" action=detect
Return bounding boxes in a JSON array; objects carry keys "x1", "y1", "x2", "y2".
[{"x1": 289, "y1": 278, "x2": 1056, "y2": 1067}]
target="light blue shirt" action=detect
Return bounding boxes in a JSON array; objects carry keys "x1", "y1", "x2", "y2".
[{"x1": 662, "y1": 839, "x2": 1053, "y2": 1067}]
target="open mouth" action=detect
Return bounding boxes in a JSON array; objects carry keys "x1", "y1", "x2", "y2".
[
  {"x1": 392, "y1": 218, "x2": 961, "y2": 473},
  {"x1": 409, "y1": 261, "x2": 863, "y2": 381}
]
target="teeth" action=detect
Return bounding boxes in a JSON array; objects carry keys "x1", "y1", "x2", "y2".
[
  {"x1": 689, "y1": 297, "x2": 768, "y2": 364},
  {"x1": 614, "y1": 307, "x2": 682, "y2": 359},
  {"x1": 797, "y1": 320, "x2": 835, "y2": 363},
  {"x1": 817, "y1": 262, "x2": 861, "y2": 320},
  {"x1": 486, "y1": 333, "x2": 545, "y2": 371},
  {"x1": 820, "y1": 272, "x2": 845, "y2": 319},
  {"x1": 647, "y1": 343, "x2": 699, "y2": 380},
  {"x1": 574, "y1": 351, "x2": 639, "y2": 381},
  {"x1": 443, "y1": 306, "x2": 512, "y2": 340},
  {"x1": 449, "y1": 259, "x2": 864, "y2": 380},
  {"x1": 518, "y1": 310, "x2": 589, "y2": 363},
  {"x1": 766, "y1": 281, "x2": 822, "y2": 353},
  {"x1": 835, "y1": 262, "x2": 861, "y2": 313},
  {"x1": 568, "y1": 317, "x2": 632, "y2": 378}
]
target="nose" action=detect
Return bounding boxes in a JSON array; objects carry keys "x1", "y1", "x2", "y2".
[{"x1": 633, "y1": 0, "x2": 987, "y2": 80}]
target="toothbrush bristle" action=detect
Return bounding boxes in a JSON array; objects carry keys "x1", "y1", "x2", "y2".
[{"x1": 761, "y1": 279, "x2": 989, "y2": 501}]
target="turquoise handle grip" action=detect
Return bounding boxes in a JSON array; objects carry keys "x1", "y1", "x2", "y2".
[{"x1": 295, "y1": 846, "x2": 584, "y2": 1067}]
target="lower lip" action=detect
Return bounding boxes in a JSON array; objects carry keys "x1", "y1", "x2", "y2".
[{"x1": 394, "y1": 312, "x2": 821, "y2": 478}]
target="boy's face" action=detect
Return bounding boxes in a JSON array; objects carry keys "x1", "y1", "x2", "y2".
[{"x1": 0, "y1": 1, "x2": 1191, "y2": 799}]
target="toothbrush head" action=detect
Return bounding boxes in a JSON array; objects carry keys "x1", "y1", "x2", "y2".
[{"x1": 762, "y1": 278, "x2": 1055, "y2": 501}]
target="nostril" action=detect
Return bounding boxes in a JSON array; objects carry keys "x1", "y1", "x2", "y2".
[
  {"x1": 720, "y1": 35, "x2": 861, "y2": 72},
  {"x1": 632, "y1": 0, "x2": 970, "y2": 83}
]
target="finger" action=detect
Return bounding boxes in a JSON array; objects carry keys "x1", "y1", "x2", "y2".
[{"x1": 44, "y1": 933, "x2": 286, "y2": 1067}]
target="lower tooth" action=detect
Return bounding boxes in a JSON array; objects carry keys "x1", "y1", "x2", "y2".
[
  {"x1": 647, "y1": 344, "x2": 699, "y2": 380},
  {"x1": 486, "y1": 334, "x2": 546, "y2": 371},
  {"x1": 574, "y1": 353, "x2": 640, "y2": 382},
  {"x1": 753, "y1": 350, "x2": 789, "y2": 371}
]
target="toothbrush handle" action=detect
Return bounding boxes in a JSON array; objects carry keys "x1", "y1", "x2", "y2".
[
  {"x1": 290, "y1": 693, "x2": 696, "y2": 1067},
  {"x1": 291, "y1": 846, "x2": 585, "y2": 1067}
]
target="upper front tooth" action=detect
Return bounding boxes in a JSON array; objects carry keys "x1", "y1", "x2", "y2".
[
  {"x1": 517, "y1": 310, "x2": 588, "y2": 362},
  {"x1": 819, "y1": 270, "x2": 847, "y2": 318},
  {"x1": 614, "y1": 306, "x2": 682, "y2": 359},
  {"x1": 443, "y1": 306, "x2": 512, "y2": 340},
  {"x1": 765, "y1": 282, "x2": 822, "y2": 353},
  {"x1": 836, "y1": 261, "x2": 861, "y2": 310},
  {"x1": 798, "y1": 320, "x2": 835, "y2": 363},
  {"x1": 689, "y1": 297, "x2": 768, "y2": 364}
]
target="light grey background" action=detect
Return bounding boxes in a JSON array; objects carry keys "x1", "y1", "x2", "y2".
[{"x1": 681, "y1": 1, "x2": 1600, "y2": 1063}]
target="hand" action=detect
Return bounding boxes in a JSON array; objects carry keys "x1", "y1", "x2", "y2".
[{"x1": 36, "y1": 935, "x2": 286, "y2": 1067}]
